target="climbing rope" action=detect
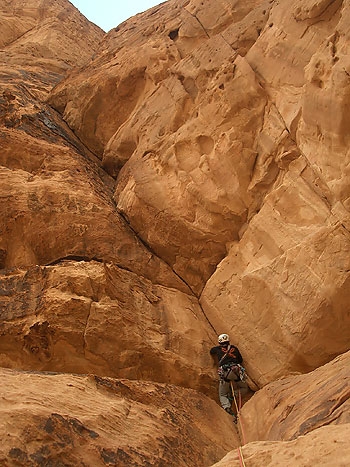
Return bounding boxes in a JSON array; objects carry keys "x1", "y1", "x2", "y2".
[
  {"x1": 231, "y1": 382, "x2": 247, "y2": 466},
  {"x1": 231, "y1": 382, "x2": 247, "y2": 444},
  {"x1": 237, "y1": 446, "x2": 246, "y2": 467}
]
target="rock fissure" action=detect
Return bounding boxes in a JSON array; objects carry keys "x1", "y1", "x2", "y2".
[
  {"x1": 83, "y1": 299, "x2": 93, "y2": 354},
  {"x1": 116, "y1": 208, "x2": 197, "y2": 295},
  {"x1": 219, "y1": 32, "x2": 239, "y2": 55},
  {"x1": 1, "y1": 25, "x2": 37, "y2": 49},
  {"x1": 46, "y1": 255, "x2": 105, "y2": 266},
  {"x1": 191, "y1": 14, "x2": 211, "y2": 39}
]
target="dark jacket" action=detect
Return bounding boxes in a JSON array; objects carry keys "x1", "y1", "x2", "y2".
[{"x1": 210, "y1": 344, "x2": 243, "y2": 367}]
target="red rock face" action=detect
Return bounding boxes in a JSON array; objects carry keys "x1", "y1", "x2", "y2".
[{"x1": 0, "y1": 0, "x2": 349, "y2": 465}]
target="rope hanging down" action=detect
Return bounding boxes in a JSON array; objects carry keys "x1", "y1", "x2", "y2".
[
  {"x1": 231, "y1": 382, "x2": 247, "y2": 466},
  {"x1": 237, "y1": 446, "x2": 246, "y2": 467}
]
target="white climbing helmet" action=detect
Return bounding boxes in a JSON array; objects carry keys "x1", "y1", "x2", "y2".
[{"x1": 218, "y1": 333, "x2": 230, "y2": 344}]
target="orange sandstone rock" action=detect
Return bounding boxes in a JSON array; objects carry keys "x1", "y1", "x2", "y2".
[
  {"x1": 211, "y1": 425, "x2": 350, "y2": 467},
  {"x1": 240, "y1": 351, "x2": 350, "y2": 442},
  {"x1": 0, "y1": 368, "x2": 239, "y2": 467},
  {"x1": 0, "y1": 0, "x2": 349, "y2": 465},
  {"x1": 0, "y1": 261, "x2": 217, "y2": 395}
]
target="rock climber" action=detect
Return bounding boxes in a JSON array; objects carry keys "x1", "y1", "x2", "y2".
[{"x1": 210, "y1": 333, "x2": 245, "y2": 421}]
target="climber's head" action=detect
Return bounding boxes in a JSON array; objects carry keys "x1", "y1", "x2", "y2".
[{"x1": 218, "y1": 333, "x2": 230, "y2": 346}]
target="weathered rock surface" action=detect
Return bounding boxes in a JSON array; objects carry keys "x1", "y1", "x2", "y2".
[
  {"x1": 49, "y1": 0, "x2": 273, "y2": 295},
  {"x1": 1, "y1": 0, "x2": 350, "y2": 465},
  {"x1": 211, "y1": 425, "x2": 350, "y2": 467},
  {"x1": 0, "y1": 368, "x2": 239, "y2": 467},
  {"x1": 0, "y1": 0, "x2": 192, "y2": 288},
  {"x1": 240, "y1": 350, "x2": 350, "y2": 442},
  {"x1": 201, "y1": 180, "x2": 350, "y2": 385},
  {"x1": 0, "y1": 130, "x2": 189, "y2": 292},
  {"x1": 212, "y1": 352, "x2": 350, "y2": 465},
  {"x1": 0, "y1": 0, "x2": 103, "y2": 72},
  {"x1": 0, "y1": 261, "x2": 216, "y2": 395},
  {"x1": 201, "y1": 0, "x2": 350, "y2": 385}
]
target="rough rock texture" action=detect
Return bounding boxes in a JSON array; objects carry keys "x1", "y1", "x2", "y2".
[
  {"x1": 48, "y1": 0, "x2": 350, "y2": 389},
  {"x1": 0, "y1": 129, "x2": 189, "y2": 292},
  {"x1": 211, "y1": 425, "x2": 350, "y2": 467},
  {"x1": 0, "y1": 0, "x2": 103, "y2": 72},
  {"x1": 240, "y1": 350, "x2": 350, "y2": 442},
  {"x1": 1, "y1": 0, "x2": 350, "y2": 465},
  {"x1": 0, "y1": 368, "x2": 239, "y2": 467},
  {"x1": 201, "y1": 0, "x2": 350, "y2": 386},
  {"x1": 0, "y1": 261, "x2": 216, "y2": 395},
  {"x1": 49, "y1": 0, "x2": 272, "y2": 295},
  {"x1": 211, "y1": 352, "x2": 350, "y2": 465}
]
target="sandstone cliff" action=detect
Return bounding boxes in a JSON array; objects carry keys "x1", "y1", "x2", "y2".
[{"x1": 0, "y1": 0, "x2": 349, "y2": 465}]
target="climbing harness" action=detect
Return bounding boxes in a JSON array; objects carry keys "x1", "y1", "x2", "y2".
[
  {"x1": 217, "y1": 344, "x2": 246, "y2": 380},
  {"x1": 218, "y1": 363, "x2": 246, "y2": 382}
]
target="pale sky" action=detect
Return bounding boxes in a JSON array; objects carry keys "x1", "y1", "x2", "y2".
[{"x1": 70, "y1": 0, "x2": 167, "y2": 32}]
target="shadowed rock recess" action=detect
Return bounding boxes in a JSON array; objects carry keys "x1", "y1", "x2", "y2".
[{"x1": 0, "y1": 0, "x2": 349, "y2": 465}]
